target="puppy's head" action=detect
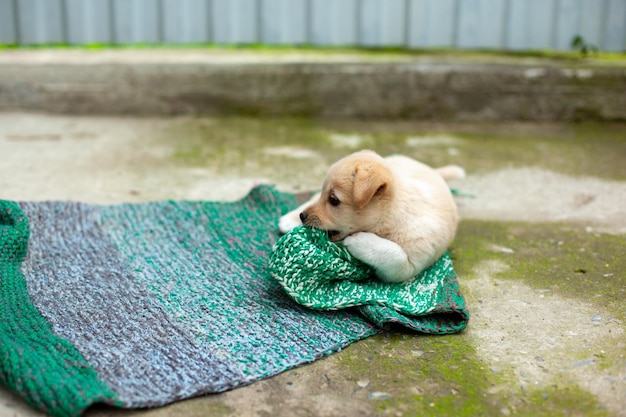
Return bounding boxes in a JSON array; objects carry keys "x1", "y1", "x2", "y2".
[{"x1": 300, "y1": 150, "x2": 393, "y2": 241}]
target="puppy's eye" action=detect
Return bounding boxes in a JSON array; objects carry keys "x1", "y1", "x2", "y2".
[{"x1": 328, "y1": 195, "x2": 341, "y2": 207}]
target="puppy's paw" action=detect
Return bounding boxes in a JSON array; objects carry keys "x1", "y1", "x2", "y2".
[
  {"x1": 342, "y1": 232, "x2": 388, "y2": 262},
  {"x1": 278, "y1": 212, "x2": 302, "y2": 234},
  {"x1": 343, "y1": 232, "x2": 413, "y2": 283}
]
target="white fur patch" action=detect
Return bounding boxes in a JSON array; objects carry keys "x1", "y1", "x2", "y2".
[
  {"x1": 417, "y1": 215, "x2": 440, "y2": 234},
  {"x1": 278, "y1": 213, "x2": 302, "y2": 233},
  {"x1": 411, "y1": 179, "x2": 435, "y2": 200}
]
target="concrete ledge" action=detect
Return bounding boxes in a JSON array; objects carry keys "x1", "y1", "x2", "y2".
[{"x1": 0, "y1": 50, "x2": 624, "y2": 121}]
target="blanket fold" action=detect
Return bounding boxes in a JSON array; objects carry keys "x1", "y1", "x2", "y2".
[
  {"x1": 0, "y1": 186, "x2": 468, "y2": 417},
  {"x1": 269, "y1": 226, "x2": 469, "y2": 334}
]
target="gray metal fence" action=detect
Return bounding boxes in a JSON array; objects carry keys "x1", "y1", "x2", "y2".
[{"x1": 1, "y1": 0, "x2": 625, "y2": 51}]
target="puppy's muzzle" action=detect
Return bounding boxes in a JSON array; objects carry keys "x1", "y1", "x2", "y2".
[
  {"x1": 300, "y1": 211, "x2": 341, "y2": 241},
  {"x1": 300, "y1": 211, "x2": 320, "y2": 228}
]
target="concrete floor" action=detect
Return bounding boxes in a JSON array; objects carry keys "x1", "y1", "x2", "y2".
[{"x1": 1, "y1": 113, "x2": 625, "y2": 417}]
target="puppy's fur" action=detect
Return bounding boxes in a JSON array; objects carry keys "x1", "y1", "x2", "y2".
[{"x1": 279, "y1": 150, "x2": 464, "y2": 283}]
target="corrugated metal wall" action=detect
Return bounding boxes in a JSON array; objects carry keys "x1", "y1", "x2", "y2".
[{"x1": 0, "y1": 0, "x2": 624, "y2": 51}]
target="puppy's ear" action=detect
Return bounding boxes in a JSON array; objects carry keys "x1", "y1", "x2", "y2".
[{"x1": 352, "y1": 164, "x2": 390, "y2": 209}]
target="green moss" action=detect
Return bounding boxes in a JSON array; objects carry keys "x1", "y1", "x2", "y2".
[
  {"x1": 337, "y1": 329, "x2": 609, "y2": 416},
  {"x1": 520, "y1": 387, "x2": 610, "y2": 417},
  {"x1": 163, "y1": 117, "x2": 334, "y2": 185},
  {"x1": 338, "y1": 332, "x2": 507, "y2": 416},
  {"x1": 166, "y1": 117, "x2": 322, "y2": 158},
  {"x1": 451, "y1": 123, "x2": 626, "y2": 179},
  {"x1": 162, "y1": 117, "x2": 626, "y2": 182},
  {"x1": 320, "y1": 119, "x2": 626, "y2": 180},
  {"x1": 452, "y1": 220, "x2": 626, "y2": 323}
]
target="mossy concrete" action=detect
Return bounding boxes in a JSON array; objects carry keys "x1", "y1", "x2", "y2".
[
  {"x1": 0, "y1": 113, "x2": 624, "y2": 417},
  {"x1": 163, "y1": 117, "x2": 626, "y2": 180}
]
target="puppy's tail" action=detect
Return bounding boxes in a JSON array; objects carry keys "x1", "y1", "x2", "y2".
[{"x1": 436, "y1": 165, "x2": 466, "y2": 183}]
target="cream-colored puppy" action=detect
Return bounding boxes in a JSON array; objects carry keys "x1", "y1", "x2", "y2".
[{"x1": 279, "y1": 150, "x2": 464, "y2": 283}]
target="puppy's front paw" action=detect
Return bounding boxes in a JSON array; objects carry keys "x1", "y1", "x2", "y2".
[
  {"x1": 342, "y1": 232, "x2": 382, "y2": 261},
  {"x1": 278, "y1": 212, "x2": 302, "y2": 234},
  {"x1": 343, "y1": 232, "x2": 413, "y2": 282}
]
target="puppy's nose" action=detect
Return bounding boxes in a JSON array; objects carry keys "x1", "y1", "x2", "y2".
[{"x1": 299, "y1": 211, "x2": 308, "y2": 222}]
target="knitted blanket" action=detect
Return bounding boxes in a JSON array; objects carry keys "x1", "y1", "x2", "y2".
[
  {"x1": 269, "y1": 226, "x2": 469, "y2": 333},
  {"x1": 0, "y1": 186, "x2": 468, "y2": 417}
]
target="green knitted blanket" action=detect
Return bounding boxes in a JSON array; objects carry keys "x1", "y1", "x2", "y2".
[
  {"x1": 269, "y1": 226, "x2": 469, "y2": 333},
  {"x1": 0, "y1": 186, "x2": 468, "y2": 417}
]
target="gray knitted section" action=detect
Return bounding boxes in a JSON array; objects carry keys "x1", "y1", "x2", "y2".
[
  {"x1": 16, "y1": 186, "x2": 378, "y2": 408},
  {"x1": 19, "y1": 202, "x2": 244, "y2": 407},
  {"x1": 99, "y1": 201, "x2": 372, "y2": 380}
]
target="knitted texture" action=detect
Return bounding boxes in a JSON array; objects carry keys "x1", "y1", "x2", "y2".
[
  {"x1": 0, "y1": 201, "x2": 118, "y2": 417},
  {"x1": 269, "y1": 226, "x2": 469, "y2": 333},
  {"x1": 0, "y1": 186, "x2": 379, "y2": 417},
  {"x1": 0, "y1": 185, "x2": 468, "y2": 417}
]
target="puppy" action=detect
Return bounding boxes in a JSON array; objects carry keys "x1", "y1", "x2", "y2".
[{"x1": 279, "y1": 150, "x2": 464, "y2": 283}]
